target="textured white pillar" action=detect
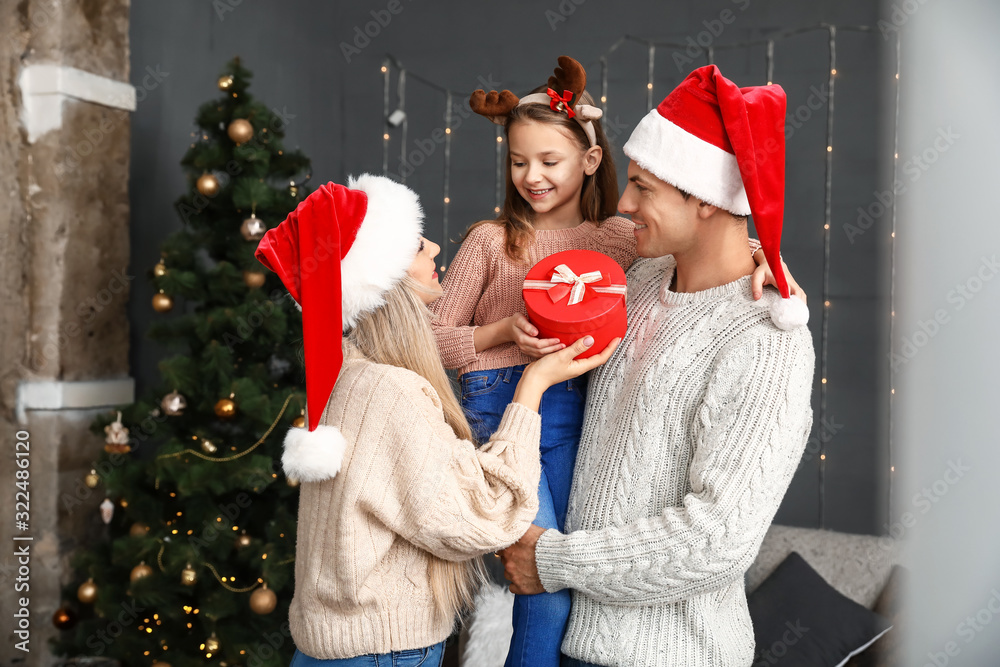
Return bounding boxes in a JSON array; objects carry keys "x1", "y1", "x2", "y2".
[{"x1": 18, "y1": 64, "x2": 136, "y2": 143}]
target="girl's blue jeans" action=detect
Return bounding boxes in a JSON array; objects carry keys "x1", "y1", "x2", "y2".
[
  {"x1": 460, "y1": 364, "x2": 587, "y2": 667},
  {"x1": 289, "y1": 641, "x2": 444, "y2": 667}
]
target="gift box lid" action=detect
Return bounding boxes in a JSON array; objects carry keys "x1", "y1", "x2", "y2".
[{"x1": 522, "y1": 249, "x2": 627, "y2": 334}]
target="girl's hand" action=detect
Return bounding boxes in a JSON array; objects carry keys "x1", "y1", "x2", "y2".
[
  {"x1": 508, "y1": 314, "x2": 565, "y2": 358},
  {"x1": 751, "y1": 251, "x2": 808, "y2": 304},
  {"x1": 526, "y1": 335, "x2": 621, "y2": 387}
]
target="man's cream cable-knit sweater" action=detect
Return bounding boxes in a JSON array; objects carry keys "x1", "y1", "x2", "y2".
[
  {"x1": 289, "y1": 345, "x2": 542, "y2": 660},
  {"x1": 534, "y1": 256, "x2": 815, "y2": 667}
]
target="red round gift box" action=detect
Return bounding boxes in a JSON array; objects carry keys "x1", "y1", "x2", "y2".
[{"x1": 522, "y1": 249, "x2": 628, "y2": 359}]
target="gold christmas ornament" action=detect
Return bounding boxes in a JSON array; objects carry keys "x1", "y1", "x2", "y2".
[
  {"x1": 205, "y1": 632, "x2": 221, "y2": 653},
  {"x1": 200, "y1": 438, "x2": 218, "y2": 454},
  {"x1": 84, "y1": 469, "x2": 100, "y2": 489},
  {"x1": 104, "y1": 411, "x2": 131, "y2": 453},
  {"x1": 250, "y1": 584, "x2": 278, "y2": 615},
  {"x1": 52, "y1": 606, "x2": 77, "y2": 630},
  {"x1": 214, "y1": 395, "x2": 237, "y2": 420},
  {"x1": 100, "y1": 498, "x2": 115, "y2": 524},
  {"x1": 243, "y1": 270, "x2": 266, "y2": 289},
  {"x1": 161, "y1": 390, "x2": 187, "y2": 416},
  {"x1": 196, "y1": 173, "x2": 220, "y2": 197},
  {"x1": 129, "y1": 522, "x2": 150, "y2": 537},
  {"x1": 292, "y1": 414, "x2": 305, "y2": 428},
  {"x1": 236, "y1": 530, "x2": 251, "y2": 548},
  {"x1": 218, "y1": 74, "x2": 234, "y2": 91},
  {"x1": 130, "y1": 561, "x2": 153, "y2": 582},
  {"x1": 180, "y1": 563, "x2": 198, "y2": 586},
  {"x1": 240, "y1": 214, "x2": 267, "y2": 241},
  {"x1": 152, "y1": 291, "x2": 174, "y2": 313},
  {"x1": 228, "y1": 118, "x2": 254, "y2": 144},
  {"x1": 77, "y1": 578, "x2": 98, "y2": 604},
  {"x1": 153, "y1": 258, "x2": 168, "y2": 277}
]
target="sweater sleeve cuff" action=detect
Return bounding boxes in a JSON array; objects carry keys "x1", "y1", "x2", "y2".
[
  {"x1": 489, "y1": 402, "x2": 541, "y2": 453},
  {"x1": 535, "y1": 528, "x2": 574, "y2": 593},
  {"x1": 458, "y1": 325, "x2": 479, "y2": 364},
  {"x1": 433, "y1": 324, "x2": 480, "y2": 369},
  {"x1": 748, "y1": 237, "x2": 762, "y2": 255}
]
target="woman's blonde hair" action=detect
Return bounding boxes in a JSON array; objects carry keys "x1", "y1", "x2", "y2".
[{"x1": 345, "y1": 276, "x2": 489, "y2": 622}]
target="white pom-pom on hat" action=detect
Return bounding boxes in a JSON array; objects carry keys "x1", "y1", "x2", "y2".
[
  {"x1": 769, "y1": 296, "x2": 810, "y2": 331},
  {"x1": 281, "y1": 423, "x2": 347, "y2": 483}
]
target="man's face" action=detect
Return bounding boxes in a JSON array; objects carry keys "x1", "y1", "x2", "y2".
[{"x1": 618, "y1": 161, "x2": 702, "y2": 258}]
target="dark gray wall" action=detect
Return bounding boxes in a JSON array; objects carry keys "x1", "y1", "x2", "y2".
[{"x1": 128, "y1": 0, "x2": 888, "y2": 534}]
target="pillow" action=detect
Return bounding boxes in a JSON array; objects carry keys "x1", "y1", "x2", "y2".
[
  {"x1": 845, "y1": 565, "x2": 907, "y2": 667},
  {"x1": 748, "y1": 551, "x2": 893, "y2": 667}
]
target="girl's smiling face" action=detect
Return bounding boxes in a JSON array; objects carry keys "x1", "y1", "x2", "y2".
[{"x1": 507, "y1": 120, "x2": 601, "y2": 223}]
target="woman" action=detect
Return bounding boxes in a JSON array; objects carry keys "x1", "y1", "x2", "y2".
[{"x1": 254, "y1": 174, "x2": 618, "y2": 667}]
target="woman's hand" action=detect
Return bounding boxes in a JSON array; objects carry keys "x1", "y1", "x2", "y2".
[
  {"x1": 512, "y1": 336, "x2": 620, "y2": 412},
  {"x1": 531, "y1": 335, "x2": 621, "y2": 386},
  {"x1": 507, "y1": 314, "x2": 565, "y2": 358},
  {"x1": 751, "y1": 250, "x2": 808, "y2": 304}
]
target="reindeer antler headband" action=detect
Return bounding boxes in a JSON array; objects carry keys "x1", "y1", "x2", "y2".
[{"x1": 469, "y1": 56, "x2": 604, "y2": 147}]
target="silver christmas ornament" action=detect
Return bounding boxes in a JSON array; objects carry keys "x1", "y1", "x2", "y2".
[
  {"x1": 240, "y1": 215, "x2": 267, "y2": 241},
  {"x1": 161, "y1": 391, "x2": 187, "y2": 416}
]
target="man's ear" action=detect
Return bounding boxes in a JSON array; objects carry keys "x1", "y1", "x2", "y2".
[
  {"x1": 696, "y1": 199, "x2": 719, "y2": 219},
  {"x1": 583, "y1": 145, "x2": 603, "y2": 176}
]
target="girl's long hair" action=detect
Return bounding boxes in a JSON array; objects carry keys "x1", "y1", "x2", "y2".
[
  {"x1": 468, "y1": 86, "x2": 620, "y2": 262},
  {"x1": 344, "y1": 276, "x2": 489, "y2": 622}
]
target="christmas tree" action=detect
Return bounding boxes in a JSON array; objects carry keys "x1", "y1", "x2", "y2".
[{"x1": 54, "y1": 58, "x2": 310, "y2": 667}]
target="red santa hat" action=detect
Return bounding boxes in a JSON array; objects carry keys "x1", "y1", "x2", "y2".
[
  {"x1": 254, "y1": 173, "x2": 423, "y2": 482},
  {"x1": 622, "y1": 65, "x2": 808, "y2": 330}
]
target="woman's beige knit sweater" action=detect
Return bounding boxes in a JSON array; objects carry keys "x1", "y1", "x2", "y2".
[{"x1": 288, "y1": 348, "x2": 542, "y2": 660}]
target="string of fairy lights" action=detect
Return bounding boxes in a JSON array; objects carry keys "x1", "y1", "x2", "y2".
[
  {"x1": 381, "y1": 24, "x2": 900, "y2": 529},
  {"x1": 888, "y1": 33, "x2": 901, "y2": 523}
]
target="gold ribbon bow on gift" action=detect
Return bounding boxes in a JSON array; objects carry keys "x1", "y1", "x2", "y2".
[{"x1": 524, "y1": 264, "x2": 627, "y2": 306}]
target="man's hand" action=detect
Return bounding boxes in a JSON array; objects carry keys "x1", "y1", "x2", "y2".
[{"x1": 499, "y1": 524, "x2": 547, "y2": 595}]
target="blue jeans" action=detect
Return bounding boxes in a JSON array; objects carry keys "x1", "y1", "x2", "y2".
[
  {"x1": 289, "y1": 642, "x2": 445, "y2": 667},
  {"x1": 460, "y1": 365, "x2": 587, "y2": 667}
]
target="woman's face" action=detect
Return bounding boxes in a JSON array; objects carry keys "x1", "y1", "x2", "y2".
[{"x1": 407, "y1": 236, "x2": 442, "y2": 304}]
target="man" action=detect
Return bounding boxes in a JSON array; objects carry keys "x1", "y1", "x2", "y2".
[{"x1": 500, "y1": 65, "x2": 815, "y2": 667}]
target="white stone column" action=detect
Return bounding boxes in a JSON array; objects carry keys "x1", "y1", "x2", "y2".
[{"x1": 1, "y1": 1, "x2": 134, "y2": 664}]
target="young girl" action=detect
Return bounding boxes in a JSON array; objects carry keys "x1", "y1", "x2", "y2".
[{"x1": 431, "y1": 57, "x2": 800, "y2": 666}]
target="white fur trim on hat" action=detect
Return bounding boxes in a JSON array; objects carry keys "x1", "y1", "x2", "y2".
[
  {"x1": 341, "y1": 173, "x2": 424, "y2": 330},
  {"x1": 769, "y1": 295, "x2": 810, "y2": 330},
  {"x1": 623, "y1": 109, "x2": 751, "y2": 216},
  {"x1": 282, "y1": 424, "x2": 347, "y2": 483}
]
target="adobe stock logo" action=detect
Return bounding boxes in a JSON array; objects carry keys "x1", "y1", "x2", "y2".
[
  {"x1": 843, "y1": 126, "x2": 959, "y2": 245},
  {"x1": 889, "y1": 255, "x2": 998, "y2": 371},
  {"x1": 922, "y1": 588, "x2": 1000, "y2": 667},
  {"x1": 339, "y1": 0, "x2": 414, "y2": 64}
]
